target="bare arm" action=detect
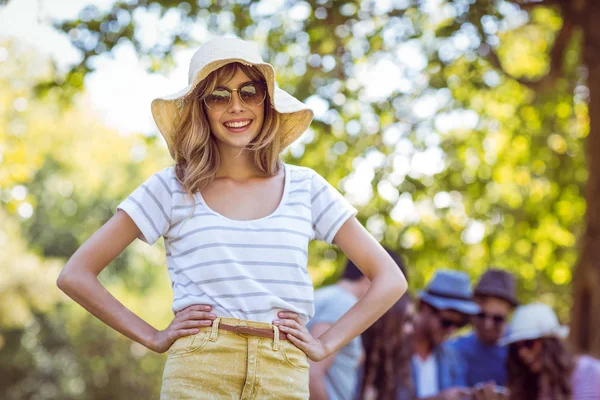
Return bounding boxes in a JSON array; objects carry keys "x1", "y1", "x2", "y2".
[
  {"x1": 319, "y1": 217, "x2": 406, "y2": 355},
  {"x1": 277, "y1": 217, "x2": 407, "y2": 360},
  {"x1": 57, "y1": 210, "x2": 215, "y2": 353},
  {"x1": 308, "y1": 323, "x2": 336, "y2": 400}
]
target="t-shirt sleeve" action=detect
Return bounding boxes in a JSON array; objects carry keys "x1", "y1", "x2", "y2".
[
  {"x1": 310, "y1": 170, "x2": 357, "y2": 244},
  {"x1": 117, "y1": 168, "x2": 173, "y2": 245}
]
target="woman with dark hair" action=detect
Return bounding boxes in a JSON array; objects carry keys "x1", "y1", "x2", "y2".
[
  {"x1": 503, "y1": 303, "x2": 600, "y2": 400},
  {"x1": 358, "y1": 293, "x2": 416, "y2": 400}
]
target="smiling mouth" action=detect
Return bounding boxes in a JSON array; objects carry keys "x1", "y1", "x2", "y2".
[{"x1": 224, "y1": 120, "x2": 252, "y2": 128}]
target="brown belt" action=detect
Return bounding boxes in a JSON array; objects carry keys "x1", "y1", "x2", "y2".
[{"x1": 218, "y1": 323, "x2": 288, "y2": 340}]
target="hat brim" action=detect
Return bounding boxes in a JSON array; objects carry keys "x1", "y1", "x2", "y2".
[
  {"x1": 500, "y1": 325, "x2": 570, "y2": 346},
  {"x1": 151, "y1": 59, "x2": 313, "y2": 159},
  {"x1": 474, "y1": 288, "x2": 519, "y2": 307},
  {"x1": 419, "y1": 291, "x2": 480, "y2": 315}
]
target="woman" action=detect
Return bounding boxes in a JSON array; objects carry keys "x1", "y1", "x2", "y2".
[
  {"x1": 56, "y1": 37, "x2": 407, "y2": 399},
  {"x1": 504, "y1": 303, "x2": 600, "y2": 400},
  {"x1": 358, "y1": 293, "x2": 416, "y2": 400}
]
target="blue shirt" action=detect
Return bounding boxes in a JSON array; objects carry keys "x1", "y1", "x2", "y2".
[
  {"x1": 307, "y1": 285, "x2": 362, "y2": 400},
  {"x1": 411, "y1": 343, "x2": 466, "y2": 397},
  {"x1": 448, "y1": 332, "x2": 508, "y2": 387}
]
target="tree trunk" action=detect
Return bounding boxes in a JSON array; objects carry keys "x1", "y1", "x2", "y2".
[{"x1": 570, "y1": 0, "x2": 600, "y2": 357}]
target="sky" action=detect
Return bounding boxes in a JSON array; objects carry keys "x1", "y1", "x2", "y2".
[{"x1": 0, "y1": 0, "x2": 193, "y2": 135}]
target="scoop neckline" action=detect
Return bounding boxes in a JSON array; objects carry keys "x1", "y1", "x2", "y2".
[{"x1": 194, "y1": 163, "x2": 289, "y2": 223}]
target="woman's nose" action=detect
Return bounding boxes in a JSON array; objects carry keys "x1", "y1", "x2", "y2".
[
  {"x1": 518, "y1": 346, "x2": 529, "y2": 361},
  {"x1": 228, "y1": 91, "x2": 245, "y2": 113}
]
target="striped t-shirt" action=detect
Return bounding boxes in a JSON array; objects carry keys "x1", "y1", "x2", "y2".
[
  {"x1": 572, "y1": 355, "x2": 600, "y2": 400},
  {"x1": 117, "y1": 163, "x2": 357, "y2": 324}
]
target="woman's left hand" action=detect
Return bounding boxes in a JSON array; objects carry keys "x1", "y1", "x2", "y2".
[{"x1": 273, "y1": 311, "x2": 329, "y2": 361}]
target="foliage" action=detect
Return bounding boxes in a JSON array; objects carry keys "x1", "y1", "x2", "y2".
[
  {"x1": 0, "y1": 0, "x2": 590, "y2": 397},
  {"x1": 1, "y1": 39, "x2": 173, "y2": 398}
]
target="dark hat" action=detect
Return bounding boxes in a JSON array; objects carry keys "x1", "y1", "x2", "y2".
[
  {"x1": 418, "y1": 270, "x2": 479, "y2": 315},
  {"x1": 474, "y1": 268, "x2": 518, "y2": 307}
]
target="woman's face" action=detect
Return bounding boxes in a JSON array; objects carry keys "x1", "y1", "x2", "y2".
[
  {"x1": 204, "y1": 68, "x2": 265, "y2": 151},
  {"x1": 515, "y1": 339, "x2": 543, "y2": 373}
]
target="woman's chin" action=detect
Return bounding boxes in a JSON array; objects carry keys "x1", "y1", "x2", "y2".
[{"x1": 215, "y1": 133, "x2": 258, "y2": 150}]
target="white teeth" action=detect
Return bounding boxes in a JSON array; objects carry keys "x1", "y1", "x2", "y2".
[{"x1": 224, "y1": 120, "x2": 251, "y2": 128}]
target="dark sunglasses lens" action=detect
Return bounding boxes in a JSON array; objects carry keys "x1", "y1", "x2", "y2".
[
  {"x1": 523, "y1": 340, "x2": 535, "y2": 349},
  {"x1": 515, "y1": 340, "x2": 535, "y2": 349},
  {"x1": 441, "y1": 319, "x2": 458, "y2": 329},
  {"x1": 240, "y1": 83, "x2": 266, "y2": 106},
  {"x1": 476, "y1": 312, "x2": 506, "y2": 325},
  {"x1": 205, "y1": 89, "x2": 231, "y2": 110}
]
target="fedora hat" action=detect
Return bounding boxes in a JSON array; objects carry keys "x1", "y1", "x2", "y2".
[
  {"x1": 151, "y1": 37, "x2": 314, "y2": 159},
  {"x1": 418, "y1": 270, "x2": 480, "y2": 315},
  {"x1": 474, "y1": 268, "x2": 519, "y2": 307}
]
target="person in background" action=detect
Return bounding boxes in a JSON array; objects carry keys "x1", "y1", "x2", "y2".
[
  {"x1": 357, "y1": 292, "x2": 416, "y2": 400},
  {"x1": 448, "y1": 269, "x2": 518, "y2": 392},
  {"x1": 308, "y1": 248, "x2": 406, "y2": 400},
  {"x1": 503, "y1": 303, "x2": 600, "y2": 400},
  {"x1": 412, "y1": 270, "x2": 479, "y2": 400}
]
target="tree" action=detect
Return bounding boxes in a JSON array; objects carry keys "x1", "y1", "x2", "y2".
[
  {"x1": 1, "y1": 0, "x2": 597, "y2": 396},
  {"x1": 50, "y1": 0, "x2": 590, "y2": 321},
  {"x1": 553, "y1": 0, "x2": 600, "y2": 358},
  {"x1": 0, "y1": 38, "x2": 174, "y2": 399},
  {"x1": 438, "y1": 0, "x2": 599, "y2": 358}
]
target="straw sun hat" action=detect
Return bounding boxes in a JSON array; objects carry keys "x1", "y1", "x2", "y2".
[{"x1": 151, "y1": 37, "x2": 314, "y2": 159}]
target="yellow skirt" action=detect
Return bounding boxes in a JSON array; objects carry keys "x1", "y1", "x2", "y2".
[{"x1": 160, "y1": 317, "x2": 310, "y2": 400}]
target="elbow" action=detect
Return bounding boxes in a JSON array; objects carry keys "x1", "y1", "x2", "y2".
[
  {"x1": 390, "y1": 268, "x2": 408, "y2": 301},
  {"x1": 372, "y1": 263, "x2": 408, "y2": 302},
  {"x1": 56, "y1": 267, "x2": 81, "y2": 294},
  {"x1": 56, "y1": 270, "x2": 71, "y2": 292},
  {"x1": 400, "y1": 273, "x2": 408, "y2": 294},
  {"x1": 396, "y1": 272, "x2": 409, "y2": 298}
]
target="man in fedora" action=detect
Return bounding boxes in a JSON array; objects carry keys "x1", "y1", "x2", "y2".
[
  {"x1": 448, "y1": 268, "x2": 518, "y2": 392},
  {"x1": 412, "y1": 270, "x2": 479, "y2": 399}
]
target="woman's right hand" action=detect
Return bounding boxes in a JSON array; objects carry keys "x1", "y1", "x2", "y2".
[{"x1": 149, "y1": 304, "x2": 216, "y2": 353}]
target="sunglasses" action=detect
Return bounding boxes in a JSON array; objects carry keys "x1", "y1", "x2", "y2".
[
  {"x1": 440, "y1": 317, "x2": 467, "y2": 330},
  {"x1": 475, "y1": 312, "x2": 507, "y2": 325},
  {"x1": 514, "y1": 339, "x2": 537, "y2": 349},
  {"x1": 429, "y1": 306, "x2": 467, "y2": 329},
  {"x1": 203, "y1": 81, "x2": 267, "y2": 111}
]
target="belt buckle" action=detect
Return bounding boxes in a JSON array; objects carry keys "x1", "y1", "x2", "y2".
[{"x1": 235, "y1": 322, "x2": 250, "y2": 338}]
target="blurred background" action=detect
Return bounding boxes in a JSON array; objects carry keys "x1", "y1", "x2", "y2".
[{"x1": 1, "y1": 0, "x2": 598, "y2": 398}]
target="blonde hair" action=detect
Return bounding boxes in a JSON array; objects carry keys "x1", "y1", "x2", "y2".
[{"x1": 172, "y1": 62, "x2": 282, "y2": 199}]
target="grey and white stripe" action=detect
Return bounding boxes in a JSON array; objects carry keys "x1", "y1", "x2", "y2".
[
  {"x1": 117, "y1": 164, "x2": 357, "y2": 325},
  {"x1": 173, "y1": 276, "x2": 312, "y2": 288},
  {"x1": 174, "y1": 291, "x2": 313, "y2": 305},
  {"x1": 173, "y1": 259, "x2": 308, "y2": 275},
  {"x1": 168, "y1": 225, "x2": 311, "y2": 244},
  {"x1": 172, "y1": 243, "x2": 308, "y2": 259}
]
